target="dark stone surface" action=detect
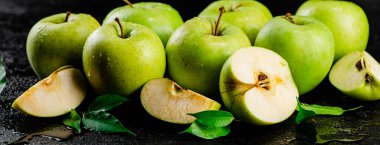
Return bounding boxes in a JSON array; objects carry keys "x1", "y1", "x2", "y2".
[{"x1": 1, "y1": 0, "x2": 380, "y2": 144}]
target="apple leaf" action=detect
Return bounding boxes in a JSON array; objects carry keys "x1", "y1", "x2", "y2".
[
  {"x1": 189, "y1": 110, "x2": 234, "y2": 127},
  {"x1": 0, "y1": 62, "x2": 6, "y2": 94},
  {"x1": 179, "y1": 122, "x2": 230, "y2": 139},
  {"x1": 63, "y1": 109, "x2": 82, "y2": 133},
  {"x1": 82, "y1": 110, "x2": 135, "y2": 135},
  {"x1": 296, "y1": 99, "x2": 363, "y2": 124},
  {"x1": 88, "y1": 94, "x2": 129, "y2": 112}
]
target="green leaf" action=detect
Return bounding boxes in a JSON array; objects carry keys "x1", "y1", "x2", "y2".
[
  {"x1": 82, "y1": 111, "x2": 135, "y2": 135},
  {"x1": 0, "y1": 62, "x2": 6, "y2": 93},
  {"x1": 63, "y1": 109, "x2": 82, "y2": 133},
  {"x1": 88, "y1": 94, "x2": 129, "y2": 112},
  {"x1": 179, "y1": 122, "x2": 230, "y2": 139},
  {"x1": 189, "y1": 110, "x2": 234, "y2": 127},
  {"x1": 316, "y1": 134, "x2": 365, "y2": 144},
  {"x1": 296, "y1": 99, "x2": 363, "y2": 124}
]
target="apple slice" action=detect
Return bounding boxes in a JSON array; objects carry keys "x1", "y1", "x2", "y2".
[
  {"x1": 220, "y1": 47, "x2": 298, "y2": 125},
  {"x1": 140, "y1": 78, "x2": 221, "y2": 124},
  {"x1": 12, "y1": 66, "x2": 87, "y2": 117},
  {"x1": 329, "y1": 51, "x2": 380, "y2": 101}
]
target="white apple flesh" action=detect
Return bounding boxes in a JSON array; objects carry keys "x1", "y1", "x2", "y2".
[
  {"x1": 329, "y1": 51, "x2": 380, "y2": 101},
  {"x1": 220, "y1": 47, "x2": 298, "y2": 125},
  {"x1": 140, "y1": 78, "x2": 221, "y2": 124},
  {"x1": 12, "y1": 66, "x2": 87, "y2": 117}
]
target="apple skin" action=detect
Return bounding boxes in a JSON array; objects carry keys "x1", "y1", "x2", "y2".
[
  {"x1": 27, "y1": 13, "x2": 100, "y2": 78},
  {"x1": 255, "y1": 15, "x2": 335, "y2": 95},
  {"x1": 83, "y1": 21, "x2": 166, "y2": 97},
  {"x1": 329, "y1": 51, "x2": 380, "y2": 101},
  {"x1": 166, "y1": 17, "x2": 251, "y2": 97},
  {"x1": 296, "y1": 0, "x2": 369, "y2": 61},
  {"x1": 103, "y1": 2, "x2": 183, "y2": 46},
  {"x1": 199, "y1": 0, "x2": 272, "y2": 44}
]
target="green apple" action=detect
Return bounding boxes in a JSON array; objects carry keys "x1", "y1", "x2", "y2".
[
  {"x1": 296, "y1": 0, "x2": 369, "y2": 61},
  {"x1": 83, "y1": 18, "x2": 166, "y2": 97},
  {"x1": 199, "y1": 0, "x2": 272, "y2": 44},
  {"x1": 103, "y1": 1, "x2": 183, "y2": 46},
  {"x1": 12, "y1": 66, "x2": 87, "y2": 117},
  {"x1": 166, "y1": 8, "x2": 251, "y2": 97},
  {"x1": 220, "y1": 47, "x2": 298, "y2": 125},
  {"x1": 27, "y1": 12, "x2": 100, "y2": 78},
  {"x1": 255, "y1": 14, "x2": 335, "y2": 95},
  {"x1": 140, "y1": 78, "x2": 221, "y2": 124},
  {"x1": 329, "y1": 51, "x2": 380, "y2": 101}
]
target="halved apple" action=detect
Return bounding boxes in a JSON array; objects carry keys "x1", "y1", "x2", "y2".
[
  {"x1": 329, "y1": 51, "x2": 380, "y2": 101},
  {"x1": 12, "y1": 66, "x2": 87, "y2": 117},
  {"x1": 220, "y1": 47, "x2": 298, "y2": 125},
  {"x1": 140, "y1": 78, "x2": 221, "y2": 124}
]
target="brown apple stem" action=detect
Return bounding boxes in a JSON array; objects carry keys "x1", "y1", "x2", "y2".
[
  {"x1": 123, "y1": 0, "x2": 134, "y2": 8},
  {"x1": 65, "y1": 11, "x2": 71, "y2": 22},
  {"x1": 213, "y1": 7, "x2": 225, "y2": 36},
  {"x1": 115, "y1": 17, "x2": 124, "y2": 38},
  {"x1": 284, "y1": 12, "x2": 295, "y2": 24}
]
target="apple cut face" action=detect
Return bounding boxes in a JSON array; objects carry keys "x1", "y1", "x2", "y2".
[
  {"x1": 329, "y1": 51, "x2": 380, "y2": 101},
  {"x1": 140, "y1": 78, "x2": 221, "y2": 124},
  {"x1": 12, "y1": 66, "x2": 87, "y2": 117},
  {"x1": 220, "y1": 47, "x2": 298, "y2": 125}
]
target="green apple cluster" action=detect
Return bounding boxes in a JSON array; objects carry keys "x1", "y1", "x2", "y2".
[{"x1": 24, "y1": 0, "x2": 375, "y2": 126}]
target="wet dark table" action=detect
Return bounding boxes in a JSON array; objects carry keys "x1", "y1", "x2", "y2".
[{"x1": 1, "y1": 0, "x2": 380, "y2": 144}]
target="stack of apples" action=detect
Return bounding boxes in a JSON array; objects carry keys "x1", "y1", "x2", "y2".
[{"x1": 13, "y1": 0, "x2": 378, "y2": 126}]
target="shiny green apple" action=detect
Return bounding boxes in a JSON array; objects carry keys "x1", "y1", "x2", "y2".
[
  {"x1": 296, "y1": 0, "x2": 369, "y2": 61},
  {"x1": 166, "y1": 12, "x2": 251, "y2": 97},
  {"x1": 255, "y1": 14, "x2": 335, "y2": 95},
  {"x1": 103, "y1": 2, "x2": 183, "y2": 46},
  {"x1": 27, "y1": 12, "x2": 100, "y2": 78},
  {"x1": 199, "y1": 0, "x2": 272, "y2": 44},
  {"x1": 83, "y1": 20, "x2": 166, "y2": 97}
]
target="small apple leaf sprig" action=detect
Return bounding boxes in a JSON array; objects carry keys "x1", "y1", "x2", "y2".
[
  {"x1": 63, "y1": 94, "x2": 135, "y2": 135},
  {"x1": 180, "y1": 110, "x2": 234, "y2": 139},
  {"x1": 0, "y1": 61, "x2": 6, "y2": 93},
  {"x1": 295, "y1": 98, "x2": 363, "y2": 124}
]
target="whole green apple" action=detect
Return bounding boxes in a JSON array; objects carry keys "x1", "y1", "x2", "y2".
[
  {"x1": 220, "y1": 47, "x2": 298, "y2": 125},
  {"x1": 83, "y1": 19, "x2": 166, "y2": 97},
  {"x1": 166, "y1": 8, "x2": 251, "y2": 97},
  {"x1": 296, "y1": 0, "x2": 369, "y2": 61},
  {"x1": 329, "y1": 51, "x2": 380, "y2": 101},
  {"x1": 103, "y1": 2, "x2": 183, "y2": 46},
  {"x1": 27, "y1": 12, "x2": 100, "y2": 78},
  {"x1": 255, "y1": 14, "x2": 335, "y2": 95},
  {"x1": 199, "y1": 0, "x2": 272, "y2": 44}
]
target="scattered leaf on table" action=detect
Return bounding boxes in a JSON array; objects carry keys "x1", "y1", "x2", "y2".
[
  {"x1": 189, "y1": 110, "x2": 234, "y2": 127},
  {"x1": 88, "y1": 94, "x2": 129, "y2": 112},
  {"x1": 82, "y1": 110, "x2": 135, "y2": 135},
  {"x1": 179, "y1": 122, "x2": 230, "y2": 139},
  {"x1": 63, "y1": 109, "x2": 82, "y2": 133}
]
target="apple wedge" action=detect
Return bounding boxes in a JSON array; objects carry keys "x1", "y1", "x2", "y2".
[
  {"x1": 220, "y1": 47, "x2": 298, "y2": 125},
  {"x1": 329, "y1": 51, "x2": 380, "y2": 101},
  {"x1": 140, "y1": 78, "x2": 221, "y2": 124},
  {"x1": 12, "y1": 66, "x2": 87, "y2": 117}
]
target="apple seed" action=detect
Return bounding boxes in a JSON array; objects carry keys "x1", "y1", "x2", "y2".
[
  {"x1": 257, "y1": 72, "x2": 270, "y2": 90},
  {"x1": 366, "y1": 74, "x2": 374, "y2": 84}
]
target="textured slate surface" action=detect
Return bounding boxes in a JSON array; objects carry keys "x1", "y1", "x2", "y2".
[{"x1": 1, "y1": 0, "x2": 380, "y2": 144}]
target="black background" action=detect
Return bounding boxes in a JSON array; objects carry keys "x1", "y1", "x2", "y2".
[{"x1": 1, "y1": 0, "x2": 380, "y2": 144}]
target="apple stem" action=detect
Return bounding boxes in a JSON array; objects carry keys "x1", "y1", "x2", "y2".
[
  {"x1": 213, "y1": 7, "x2": 225, "y2": 36},
  {"x1": 123, "y1": 0, "x2": 134, "y2": 8},
  {"x1": 284, "y1": 13, "x2": 295, "y2": 24},
  {"x1": 115, "y1": 17, "x2": 124, "y2": 38},
  {"x1": 65, "y1": 11, "x2": 71, "y2": 22}
]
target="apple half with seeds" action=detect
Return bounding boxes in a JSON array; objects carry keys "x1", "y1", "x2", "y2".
[
  {"x1": 220, "y1": 47, "x2": 298, "y2": 125},
  {"x1": 140, "y1": 78, "x2": 221, "y2": 124},
  {"x1": 12, "y1": 66, "x2": 87, "y2": 117},
  {"x1": 329, "y1": 51, "x2": 380, "y2": 101}
]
